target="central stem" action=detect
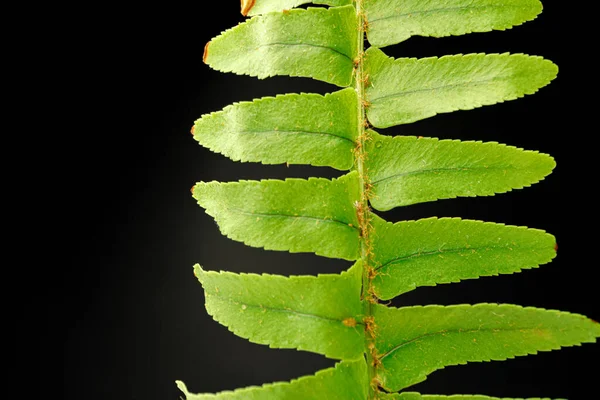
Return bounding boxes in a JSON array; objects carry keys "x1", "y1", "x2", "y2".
[{"x1": 354, "y1": 1, "x2": 379, "y2": 398}]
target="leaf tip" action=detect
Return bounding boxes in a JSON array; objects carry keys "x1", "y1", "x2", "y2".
[
  {"x1": 203, "y1": 41, "x2": 211, "y2": 64},
  {"x1": 175, "y1": 380, "x2": 189, "y2": 397},
  {"x1": 190, "y1": 185, "x2": 196, "y2": 194},
  {"x1": 554, "y1": 242, "x2": 559, "y2": 252},
  {"x1": 240, "y1": 0, "x2": 255, "y2": 17},
  {"x1": 193, "y1": 264, "x2": 204, "y2": 279},
  {"x1": 190, "y1": 124, "x2": 195, "y2": 135}
]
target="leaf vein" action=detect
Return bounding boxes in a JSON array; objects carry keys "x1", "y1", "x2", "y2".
[
  {"x1": 375, "y1": 244, "x2": 521, "y2": 271},
  {"x1": 225, "y1": 206, "x2": 359, "y2": 232},
  {"x1": 369, "y1": 76, "x2": 510, "y2": 104},
  {"x1": 380, "y1": 327, "x2": 549, "y2": 361},
  {"x1": 238, "y1": 129, "x2": 355, "y2": 145},
  {"x1": 260, "y1": 42, "x2": 353, "y2": 62},
  {"x1": 369, "y1": 5, "x2": 530, "y2": 24},
  {"x1": 215, "y1": 297, "x2": 365, "y2": 326},
  {"x1": 371, "y1": 165, "x2": 515, "y2": 185}
]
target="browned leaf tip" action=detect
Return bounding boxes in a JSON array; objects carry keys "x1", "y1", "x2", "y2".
[
  {"x1": 240, "y1": 0, "x2": 255, "y2": 17},
  {"x1": 190, "y1": 185, "x2": 196, "y2": 194},
  {"x1": 203, "y1": 41, "x2": 210, "y2": 64},
  {"x1": 554, "y1": 242, "x2": 558, "y2": 252},
  {"x1": 190, "y1": 125, "x2": 195, "y2": 135}
]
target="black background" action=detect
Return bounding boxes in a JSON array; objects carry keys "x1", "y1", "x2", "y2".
[{"x1": 61, "y1": 2, "x2": 598, "y2": 399}]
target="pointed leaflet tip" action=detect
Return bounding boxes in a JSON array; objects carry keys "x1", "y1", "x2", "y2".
[
  {"x1": 175, "y1": 380, "x2": 190, "y2": 396},
  {"x1": 203, "y1": 42, "x2": 210, "y2": 64},
  {"x1": 192, "y1": 264, "x2": 203, "y2": 279},
  {"x1": 241, "y1": 0, "x2": 255, "y2": 16}
]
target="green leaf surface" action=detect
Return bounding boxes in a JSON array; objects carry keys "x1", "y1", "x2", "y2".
[
  {"x1": 244, "y1": 0, "x2": 352, "y2": 16},
  {"x1": 365, "y1": 0, "x2": 542, "y2": 47},
  {"x1": 364, "y1": 48, "x2": 558, "y2": 128},
  {"x1": 194, "y1": 262, "x2": 364, "y2": 359},
  {"x1": 370, "y1": 215, "x2": 556, "y2": 300},
  {"x1": 375, "y1": 304, "x2": 600, "y2": 392},
  {"x1": 383, "y1": 393, "x2": 552, "y2": 400},
  {"x1": 365, "y1": 133, "x2": 555, "y2": 211},
  {"x1": 192, "y1": 88, "x2": 357, "y2": 170},
  {"x1": 176, "y1": 359, "x2": 367, "y2": 399},
  {"x1": 192, "y1": 172, "x2": 361, "y2": 260},
  {"x1": 204, "y1": 6, "x2": 357, "y2": 86}
]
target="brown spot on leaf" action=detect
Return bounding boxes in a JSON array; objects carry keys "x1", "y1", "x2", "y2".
[
  {"x1": 203, "y1": 41, "x2": 210, "y2": 64},
  {"x1": 240, "y1": 0, "x2": 255, "y2": 16},
  {"x1": 190, "y1": 125, "x2": 195, "y2": 135},
  {"x1": 190, "y1": 185, "x2": 196, "y2": 194},
  {"x1": 554, "y1": 242, "x2": 558, "y2": 252},
  {"x1": 343, "y1": 317, "x2": 357, "y2": 328}
]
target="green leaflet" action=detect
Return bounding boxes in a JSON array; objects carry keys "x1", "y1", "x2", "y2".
[
  {"x1": 364, "y1": 0, "x2": 542, "y2": 47},
  {"x1": 204, "y1": 6, "x2": 357, "y2": 86},
  {"x1": 194, "y1": 262, "x2": 363, "y2": 359},
  {"x1": 365, "y1": 133, "x2": 555, "y2": 211},
  {"x1": 192, "y1": 172, "x2": 361, "y2": 260},
  {"x1": 383, "y1": 393, "x2": 552, "y2": 400},
  {"x1": 374, "y1": 304, "x2": 600, "y2": 392},
  {"x1": 191, "y1": 88, "x2": 357, "y2": 170},
  {"x1": 370, "y1": 215, "x2": 556, "y2": 300},
  {"x1": 364, "y1": 48, "x2": 558, "y2": 128},
  {"x1": 176, "y1": 359, "x2": 368, "y2": 399},
  {"x1": 244, "y1": 0, "x2": 352, "y2": 16}
]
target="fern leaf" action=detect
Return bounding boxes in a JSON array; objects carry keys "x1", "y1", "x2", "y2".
[
  {"x1": 194, "y1": 263, "x2": 363, "y2": 359},
  {"x1": 204, "y1": 6, "x2": 357, "y2": 86},
  {"x1": 365, "y1": 134, "x2": 555, "y2": 211},
  {"x1": 176, "y1": 359, "x2": 367, "y2": 399},
  {"x1": 375, "y1": 304, "x2": 600, "y2": 392},
  {"x1": 383, "y1": 393, "x2": 552, "y2": 400},
  {"x1": 192, "y1": 172, "x2": 361, "y2": 260},
  {"x1": 370, "y1": 215, "x2": 556, "y2": 300},
  {"x1": 365, "y1": 0, "x2": 542, "y2": 47},
  {"x1": 191, "y1": 89, "x2": 357, "y2": 170},
  {"x1": 364, "y1": 48, "x2": 558, "y2": 128},
  {"x1": 182, "y1": 1, "x2": 600, "y2": 399},
  {"x1": 244, "y1": 0, "x2": 352, "y2": 16}
]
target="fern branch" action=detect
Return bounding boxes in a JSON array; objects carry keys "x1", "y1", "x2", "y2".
[
  {"x1": 179, "y1": 2, "x2": 600, "y2": 399},
  {"x1": 353, "y1": 1, "x2": 380, "y2": 398}
]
